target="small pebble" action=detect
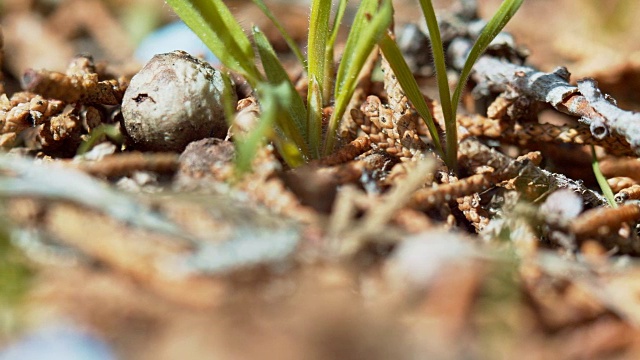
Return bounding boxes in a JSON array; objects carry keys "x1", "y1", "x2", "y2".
[{"x1": 122, "y1": 50, "x2": 235, "y2": 152}]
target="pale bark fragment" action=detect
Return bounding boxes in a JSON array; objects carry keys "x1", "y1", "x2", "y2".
[{"x1": 470, "y1": 57, "x2": 640, "y2": 155}]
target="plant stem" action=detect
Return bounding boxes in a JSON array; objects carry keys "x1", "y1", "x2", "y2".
[
  {"x1": 418, "y1": 0, "x2": 455, "y2": 171},
  {"x1": 591, "y1": 145, "x2": 617, "y2": 208}
]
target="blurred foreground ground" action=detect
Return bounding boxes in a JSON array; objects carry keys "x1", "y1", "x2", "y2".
[{"x1": 2, "y1": 1, "x2": 640, "y2": 359}]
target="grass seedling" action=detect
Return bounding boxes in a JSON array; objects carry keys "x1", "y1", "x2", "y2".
[
  {"x1": 166, "y1": 0, "x2": 521, "y2": 173},
  {"x1": 323, "y1": 0, "x2": 393, "y2": 155},
  {"x1": 591, "y1": 145, "x2": 617, "y2": 207},
  {"x1": 166, "y1": 0, "x2": 392, "y2": 170},
  {"x1": 250, "y1": 0, "x2": 306, "y2": 67},
  {"x1": 380, "y1": 0, "x2": 524, "y2": 172}
]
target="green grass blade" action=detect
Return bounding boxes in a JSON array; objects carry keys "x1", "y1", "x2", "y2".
[
  {"x1": 324, "y1": 0, "x2": 393, "y2": 155},
  {"x1": 323, "y1": 0, "x2": 349, "y2": 102},
  {"x1": 76, "y1": 124, "x2": 123, "y2": 155},
  {"x1": 452, "y1": 0, "x2": 525, "y2": 110},
  {"x1": 449, "y1": 0, "x2": 524, "y2": 170},
  {"x1": 307, "y1": 76, "x2": 323, "y2": 159},
  {"x1": 270, "y1": 84, "x2": 309, "y2": 166},
  {"x1": 591, "y1": 145, "x2": 617, "y2": 208},
  {"x1": 418, "y1": 0, "x2": 455, "y2": 170},
  {"x1": 235, "y1": 93, "x2": 276, "y2": 174},
  {"x1": 253, "y1": 25, "x2": 309, "y2": 157},
  {"x1": 273, "y1": 93, "x2": 312, "y2": 161},
  {"x1": 235, "y1": 82, "x2": 310, "y2": 173},
  {"x1": 219, "y1": 70, "x2": 239, "y2": 128},
  {"x1": 328, "y1": 0, "x2": 348, "y2": 48},
  {"x1": 307, "y1": 0, "x2": 332, "y2": 98},
  {"x1": 378, "y1": 32, "x2": 444, "y2": 160},
  {"x1": 334, "y1": 0, "x2": 379, "y2": 94},
  {"x1": 250, "y1": 0, "x2": 306, "y2": 68},
  {"x1": 165, "y1": 0, "x2": 262, "y2": 85},
  {"x1": 307, "y1": 0, "x2": 332, "y2": 156},
  {"x1": 273, "y1": 133, "x2": 306, "y2": 168}
]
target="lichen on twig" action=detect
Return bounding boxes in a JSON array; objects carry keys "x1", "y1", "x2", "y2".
[{"x1": 469, "y1": 56, "x2": 640, "y2": 156}]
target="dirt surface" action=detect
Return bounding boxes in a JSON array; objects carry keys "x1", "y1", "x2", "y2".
[{"x1": 3, "y1": 0, "x2": 640, "y2": 359}]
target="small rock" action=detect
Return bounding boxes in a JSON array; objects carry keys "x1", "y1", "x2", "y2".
[
  {"x1": 122, "y1": 51, "x2": 235, "y2": 152},
  {"x1": 176, "y1": 138, "x2": 235, "y2": 184}
]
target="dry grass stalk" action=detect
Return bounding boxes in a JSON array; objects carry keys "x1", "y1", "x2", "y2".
[
  {"x1": 71, "y1": 152, "x2": 180, "y2": 178},
  {"x1": 314, "y1": 135, "x2": 371, "y2": 166},
  {"x1": 410, "y1": 172, "x2": 510, "y2": 211},
  {"x1": 329, "y1": 158, "x2": 435, "y2": 256},
  {"x1": 570, "y1": 203, "x2": 640, "y2": 238},
  {"x1": 457, "y1": 114, "x2": 634, "y2": 156}
]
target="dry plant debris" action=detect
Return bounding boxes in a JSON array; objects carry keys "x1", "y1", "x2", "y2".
[{"x1": 4, "y1": 1, "x2": 640, "y2": 359}]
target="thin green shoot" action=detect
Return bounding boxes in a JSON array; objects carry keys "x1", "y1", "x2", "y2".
[
  {"x1": 322, "y1": 0, "x2": 349, "y2": 102},
  {"x1": 418, "y1": 0, "x2": 454, "y2": 168},
  {"x1": 235, "y1": 82, "x2": 307, "y2": 173},
  {"x1": 250, "y1": 0, "x2": 306, "y2": 68},
  {"x1": 235, "y1": 84, "x2": 278, "y2": 174},
  {"x1": 262, "y1": 84, "x2": 308, "y2": 167},
  {"x1": 307, "y1": 77, "x2": 323, "y2": 159},
  {"x1": 448, "y1": 0, "x2": 524, "y2": 172},
  {"x1": 324, "y1": 0, "x2": 393, "y2": 156},
  {"x1": 165, "y1": 0, "x2": 262, "y2": 86},
  {"x1": 253, "y1": 25, "x2": 310, "y2": 157},
  {"x1": 307, "y1": 0, "x2": 331, "y2": 95},
  {"x1": 76, "y1": 124, "x2": 124, "y2": 155},
  {"x1": 328, "y1": 0, "x2": 348, "y2": 48},
  {"x1": 591, "y1": 145, "x2": 617, "y2": 208},
  {"x1": 306, "y1": 0, "x2": 332, "y2": 155},
  {"x1": 219, "y1": 70, "x2": 239, "y2": 129},
  {"x1": 378, "y1": 32, "x2": 444, "y2": 159}
]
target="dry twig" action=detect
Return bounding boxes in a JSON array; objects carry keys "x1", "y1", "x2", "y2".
[
  {"x1": 470, "y1": 56, "x2": 640, "y2": 156},
  {"x1": 571, "y1": 203, "x2": 640, "y2": 239},
  {"x1": 71, "y1": 152, "x2": 180, "y2": 178},
  {"x1": 458, "y1": 114, "x2": 634, "y2": 156}
]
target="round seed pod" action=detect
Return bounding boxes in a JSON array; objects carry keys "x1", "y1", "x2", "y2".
[{"x1": 122, "y1": 50, "x2": 234, "y2": 152}]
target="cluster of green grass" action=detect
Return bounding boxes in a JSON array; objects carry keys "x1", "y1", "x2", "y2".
[{"x1": 165, "y1": 0, "x2": 523, "y2": 173}]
